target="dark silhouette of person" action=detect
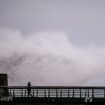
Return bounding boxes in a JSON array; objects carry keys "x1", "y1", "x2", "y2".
[{"x1": 27, "y1": 82, "x2": 31, "y2": 97}]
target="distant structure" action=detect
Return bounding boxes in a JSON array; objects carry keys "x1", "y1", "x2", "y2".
[
  {"x1": 0, "y1": 73, "x2": 8, "y2": 86},
  {"x1": 0, "y1": 73, "x2": 9, "y2": 97}
]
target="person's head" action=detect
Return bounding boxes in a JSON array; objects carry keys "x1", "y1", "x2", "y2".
[{"x1": 28, "y1": 82, "x2": 31, "y2": 85}]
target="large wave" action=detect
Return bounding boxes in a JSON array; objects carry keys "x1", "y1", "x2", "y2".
[{"x1": 0, "y1": 27, "x2": 105, "y2": 86}]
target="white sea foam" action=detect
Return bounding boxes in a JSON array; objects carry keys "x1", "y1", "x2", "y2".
[{"x1": 0, "y1": 27, "x2": 105, "y2": 86}]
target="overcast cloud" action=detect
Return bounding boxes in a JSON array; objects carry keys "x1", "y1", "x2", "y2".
[{"x1": 0, "y1": 0, "x2": 105, "y2": 45}]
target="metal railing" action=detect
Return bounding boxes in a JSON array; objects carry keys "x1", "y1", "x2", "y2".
[{"x1": 0, "y1": 86, "x2": 105, "y2": 99}]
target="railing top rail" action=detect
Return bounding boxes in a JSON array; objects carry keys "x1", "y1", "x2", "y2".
[{"x1": 0, "y1": 86, "x2": 105, "y2": 89}]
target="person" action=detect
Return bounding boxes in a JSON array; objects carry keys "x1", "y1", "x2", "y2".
[{"x1": 27, "y1": 82, "x2": 31, "y2": 97}]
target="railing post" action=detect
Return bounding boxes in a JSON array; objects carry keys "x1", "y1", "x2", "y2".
[
  {"x1": 92, "y1": 89, "x2": 94, "y2": 99},
  {"x1": 56, "y1": 89, "x2": 58, "y2": 97},
  {"x1": 73, "y1": 89, "x2": 74, "y2": 98},
  {"x1": 85, "y1": 89, "x2": 87, "y2": 98},
  {"x1": 88, "y1": 89, "x2": 89, "y2": 98},
  {"x1": 9, "y1": 88, "x2": 11, "y2": 97},
  {"x1": 36, "y1": 89, "x2": 38, "y2": 97},
  {"x1": 80, "y1": 89, "x2": 81, "y2": 98},
  {"x1": 33, "y1": 89, "x2": 34, "y2": 97},
  {"x1": 25, "y1": 88, "x2": 26, "y2": 97},
  {"x1": 44, "y1": 89, "x2": 46, "y2": 97},
  {"x1": 21, "y1": 89, "x2": 23, "y2": 97},
  {"x1": 60, "y1": 89, "x2": 62, "y2": 97},
  {"x1": 104, "y1": 89, "x2": 105, "y2": 98},
  {"x1": 48, "y1": 89, "x2": 50, "y2": 97},
  {"x1": 13, "y1": 88, "x2": 14, "y2": 98},
  {"x1": 68, "y1": 89, "x2": 69, "y2": 98}
]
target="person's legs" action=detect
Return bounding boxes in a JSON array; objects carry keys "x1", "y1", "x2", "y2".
[{"x1": 27, "y1": 89, "x2": 31, "y2": 97}]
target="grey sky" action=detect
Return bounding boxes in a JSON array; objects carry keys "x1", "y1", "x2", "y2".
[{"x1": 0, "y1": 0, "x2": 105, "y2": 45}]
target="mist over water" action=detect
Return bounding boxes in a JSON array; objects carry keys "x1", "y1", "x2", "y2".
[{"x1": 0, "y1": 27, "x2": 105, "y2": 86}]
